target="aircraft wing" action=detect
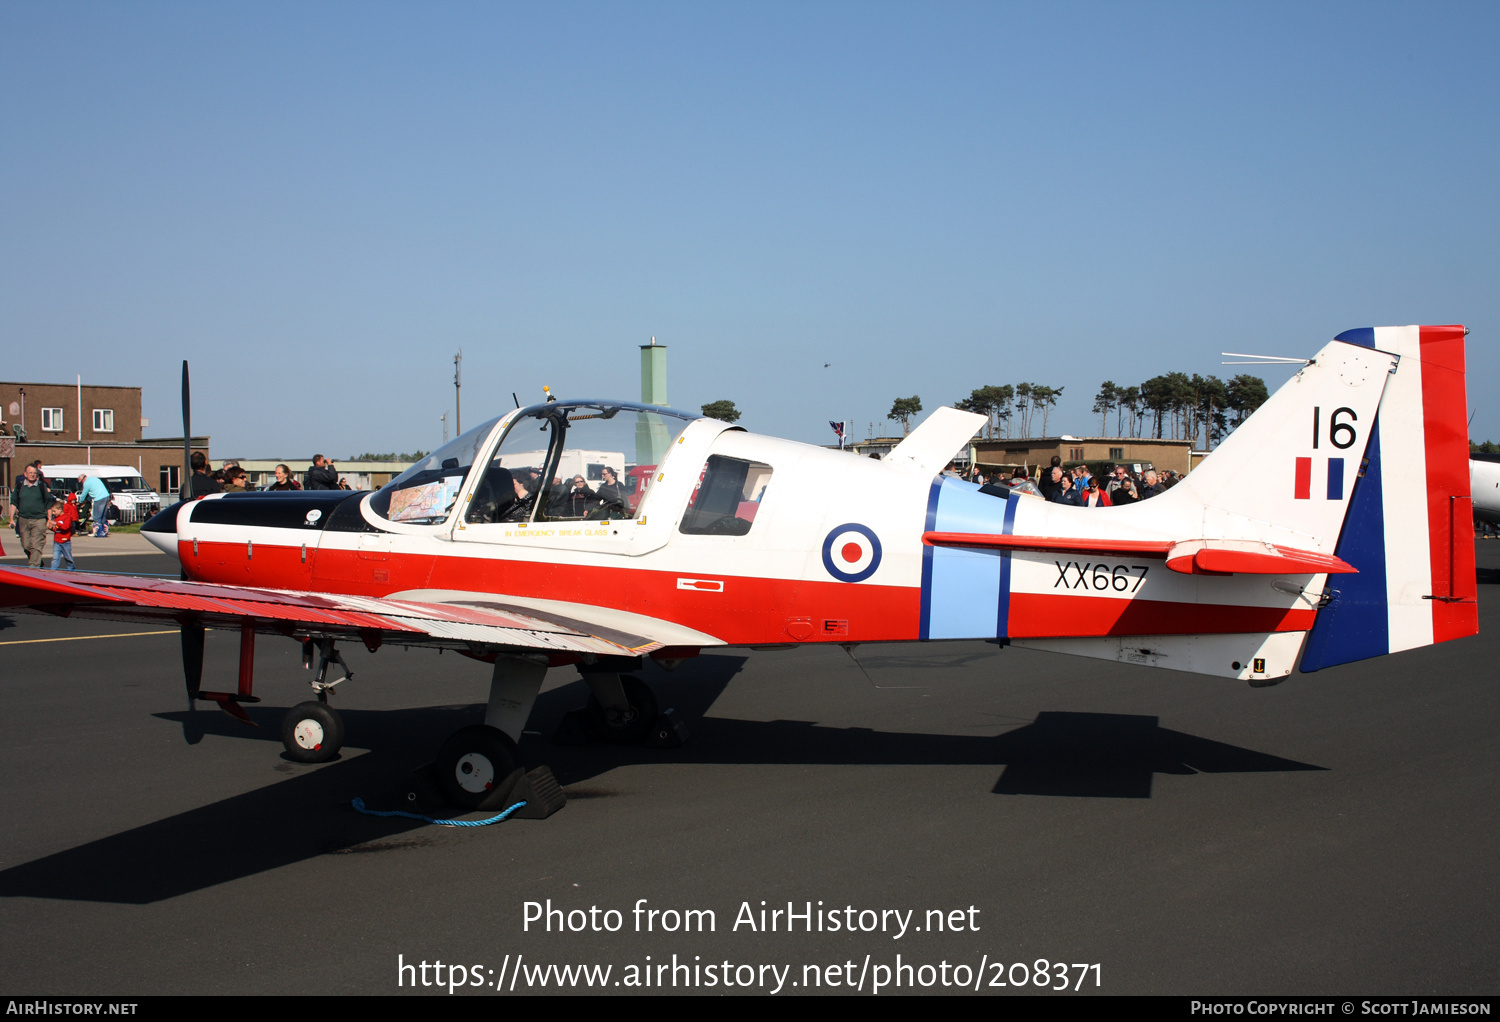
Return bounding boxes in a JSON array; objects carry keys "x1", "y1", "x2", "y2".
[{"x1": 0, "y1": 566, "x2": 702, "y2": 658}]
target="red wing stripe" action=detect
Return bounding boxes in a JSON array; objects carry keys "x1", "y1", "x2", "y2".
[
  {"x1": 0, "y1": 566, "x2": 128, "y2": 605},
  {"x1": 924, "y1": 533, "x2": 1174, "y2": 557}
]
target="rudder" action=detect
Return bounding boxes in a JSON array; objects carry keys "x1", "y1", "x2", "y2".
[{"x1": 1301, "y1": 325, "x2": 1476, "y2": 671}]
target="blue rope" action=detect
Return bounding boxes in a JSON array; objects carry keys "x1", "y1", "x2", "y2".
[{"x1": 351, "y1": 796, "x2": 527, "y2": 827}]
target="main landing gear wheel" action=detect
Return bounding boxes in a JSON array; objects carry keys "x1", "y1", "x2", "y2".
[
  {"x1": 280, "y1": 701, "x2": 344, "y2": 763},
  {"x1": 436, "y1": 725, "x2": 522, "y2": 811},
  {"x1": 587, "y1": 675, "x2": 659, "y2": 745}
]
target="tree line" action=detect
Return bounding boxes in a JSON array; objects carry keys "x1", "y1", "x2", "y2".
[
  {"x1": 350, "y1": 450, "x2": 431, "y2": 462},
  {"x1": 952, "y1": 374, "x2": 1269, "y2": 449}
]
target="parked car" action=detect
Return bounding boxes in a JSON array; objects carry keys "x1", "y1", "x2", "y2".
[{"x1": 40, "y1": 465, "x2": 162, "y2": 524}]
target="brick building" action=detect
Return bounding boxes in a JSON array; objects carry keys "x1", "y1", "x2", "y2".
[
  {"x1": 972, "y1": 435, "x2": 1195, "y2": 476},
  {"x1": 0, "y1": 381, "x2": 208, "y2": 498}
]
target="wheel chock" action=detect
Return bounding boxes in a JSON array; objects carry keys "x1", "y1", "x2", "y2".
[
  {"x1": 393, "y1": 761, "x2": 447, "y2": 814},
  {"x1": 644, "y1": 707, "x2": 689, "y2": 749},
  {"x1": 506, "y1": 767, "x2": 567, "y2": 819},
  {"x1": 391, "y1": 761, "x2": 567, "y2": 819}
]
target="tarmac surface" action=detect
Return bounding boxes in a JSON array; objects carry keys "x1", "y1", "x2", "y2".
[{"x1": 1, "y1": 538, "x2": 1497, "y2": 995}]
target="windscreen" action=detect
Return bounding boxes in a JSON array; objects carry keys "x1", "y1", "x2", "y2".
[{"x1": 369, "y1": 415, "x2": 503, "y2": 524}]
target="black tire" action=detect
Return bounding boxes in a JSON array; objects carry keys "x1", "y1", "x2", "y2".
[
  {"x1": 587, "y1": 675, "x2": 659, "y2": 745},
  {"x1": 281, "y1": 701, "x2": 344, "y2": 763},
  {"x1": 436, "y1": 725, "x2": 521, "y2": 810}
]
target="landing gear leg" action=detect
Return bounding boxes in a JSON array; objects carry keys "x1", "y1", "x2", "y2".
[
  {"x1": 562, "y1": 660, "x2": 686, "y2": 748},
  {"x1": 583, "y1": 673, "x2": 658, "y2": 745},
  {"x1": 280, "y1": 637, "x2": 349, "y2": 761}
]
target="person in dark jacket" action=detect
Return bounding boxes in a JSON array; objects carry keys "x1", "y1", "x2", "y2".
[
  {"x1": 562, "y1": 475, "x2": 598, "y2": 517},
  {"x1": 9, "y1": 463, "x2": 52, "y2": 567},
  {"x1": 189, "y1": 451, "x2": 221, "y2": 498},
  {"x1": 1048, "y1": 473, "x2": 1083, "y2": 506},
  {"x1": 268, "y1": 464, "x2": 301, "y2": 490},
  {"x1": 305, "y1": 455, "x2": 340, "y2": 490},
  {"x1": 596, "y1": 466, "x2": 628, "y2": 514},
  {"x1": 1038, "y1": 456, "x2": 1063, "y2": 500}
]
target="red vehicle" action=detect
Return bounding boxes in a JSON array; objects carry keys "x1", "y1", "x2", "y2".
[{"x1": 625, "y1": 464, "x2": 656, "y2": 512}]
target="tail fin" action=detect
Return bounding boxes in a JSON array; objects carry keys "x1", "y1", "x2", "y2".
[
  {"x1": 1181, "y1": 335, "x2": 1397, "y2": 553},
  {"x1": 1298, "y1": 325, "x2": 1476, "y2": 670}
]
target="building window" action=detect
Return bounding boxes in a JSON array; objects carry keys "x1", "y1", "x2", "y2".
[
  {"x1": 41, "y1": 407, "x2": 64, "y2": 432},
  {"x1": 1109, "y1": 447, "x2": 1124, "y2": 460},
  {"x1": 160, "y1": 465, "x2": 180, "y2": 494},
  {"x1": 1069, "y1": 447, "x2": 1085, "y2": 461},
  {"x1": 93, "y1": 408, "x2": 115, "y2": 432}
]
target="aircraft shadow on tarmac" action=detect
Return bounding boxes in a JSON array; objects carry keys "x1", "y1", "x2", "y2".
[{"x1": 0, "y1": 653, "x2": 1323, "y2": 904}]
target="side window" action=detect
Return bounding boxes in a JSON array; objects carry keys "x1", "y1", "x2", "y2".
[
  {"x1": 679, "y1": 456, "x2": 772, "y2": 536},
  {"x1": 468, "y1": 405, "x2": 691, "y2": 525}
]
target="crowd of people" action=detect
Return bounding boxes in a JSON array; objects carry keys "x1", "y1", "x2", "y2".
[
  {"x1": 4, "y1": 459, "x2": 118, "y2": 569},
  {"x1": 188, "y1": 453, "x2": 353, "y2": 496},
  {"x1": 467, "y1": 464, "x2": 632, "y2": 524},
  {"x1": 959, "y1": 455, "x2": 1182, "y2": 507},
  {"x1": 4, "y1": 453, "x2": 357, "y2": 569}
]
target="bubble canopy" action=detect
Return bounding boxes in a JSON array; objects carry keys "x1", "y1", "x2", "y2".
[{"x1": 369, "y1": 401, "x2": 699, "y2": 525}]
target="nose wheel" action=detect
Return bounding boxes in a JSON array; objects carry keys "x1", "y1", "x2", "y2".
[{"x1": 280, "y1": 701, "x2": 345, "y2": 763}]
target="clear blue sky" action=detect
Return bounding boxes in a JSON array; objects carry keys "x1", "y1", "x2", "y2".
[{"x1": 3, "y1": 1, "x2": 1496, "y2": 458}]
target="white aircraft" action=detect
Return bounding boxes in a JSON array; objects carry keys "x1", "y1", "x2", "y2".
[{"x1": 0, "y1": 324, "x2": 1478, "y2": 818}]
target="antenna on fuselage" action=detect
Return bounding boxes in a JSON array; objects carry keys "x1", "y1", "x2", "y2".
[{"x1": 1220, "y1": 352, "x2": 1311, "y2": 365}]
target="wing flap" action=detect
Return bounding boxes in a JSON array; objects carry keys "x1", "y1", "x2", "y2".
[{"x1": 0, "y1": 566, "x2": 663, "y2": 656}]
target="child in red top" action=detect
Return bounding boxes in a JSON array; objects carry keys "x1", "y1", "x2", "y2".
[{"x1": 48, "y1": 494, "x2": 79, "y2": 570}]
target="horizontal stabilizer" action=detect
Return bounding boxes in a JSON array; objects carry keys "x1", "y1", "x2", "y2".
[
  {"x1": 923, "y1": 532, "x2": 1354, "y2": 575},
  {"x1": 1164, "y1": 540, "x2": 1357, "y2": 576}
]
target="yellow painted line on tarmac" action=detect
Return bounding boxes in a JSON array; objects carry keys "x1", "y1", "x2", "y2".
[{"x1": 0, "y1": 629, "x2": 177, "y2": 647}]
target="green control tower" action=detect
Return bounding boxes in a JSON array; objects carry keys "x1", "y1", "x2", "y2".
[{"x1": 636, "y1": 337, "x2": 671, "y2": 467}]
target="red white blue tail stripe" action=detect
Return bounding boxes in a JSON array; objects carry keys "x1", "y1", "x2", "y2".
[{"x1": 1301, "y1": 325, "x2": 1476, "y2": 670}]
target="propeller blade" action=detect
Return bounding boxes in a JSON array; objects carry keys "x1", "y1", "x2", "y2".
[{"x1": 181, "y1": 360, "x2": 191, "y2": 504}]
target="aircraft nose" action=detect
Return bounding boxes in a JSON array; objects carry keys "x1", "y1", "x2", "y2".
[{"x1": 141, "y1": 502, "x2": 181, "y2": 554}]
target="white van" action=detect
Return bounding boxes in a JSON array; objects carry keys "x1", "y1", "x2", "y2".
[{"x1": 41, "y1": 465, "x2": 162, "y2": 524}]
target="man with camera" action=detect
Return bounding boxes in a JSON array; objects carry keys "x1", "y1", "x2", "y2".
[{"x1": 305, "y1": 454, "x2": 340, "y2": 490}]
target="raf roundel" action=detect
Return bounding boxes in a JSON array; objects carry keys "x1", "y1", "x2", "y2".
[{"x1": 821, "y1": 523, "x2": 882, "y2": 583}]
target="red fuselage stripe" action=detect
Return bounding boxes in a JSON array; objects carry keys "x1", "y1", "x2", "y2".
[{"x1": 183, "y1": 539, "x2": 1312, "y2": 643}]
